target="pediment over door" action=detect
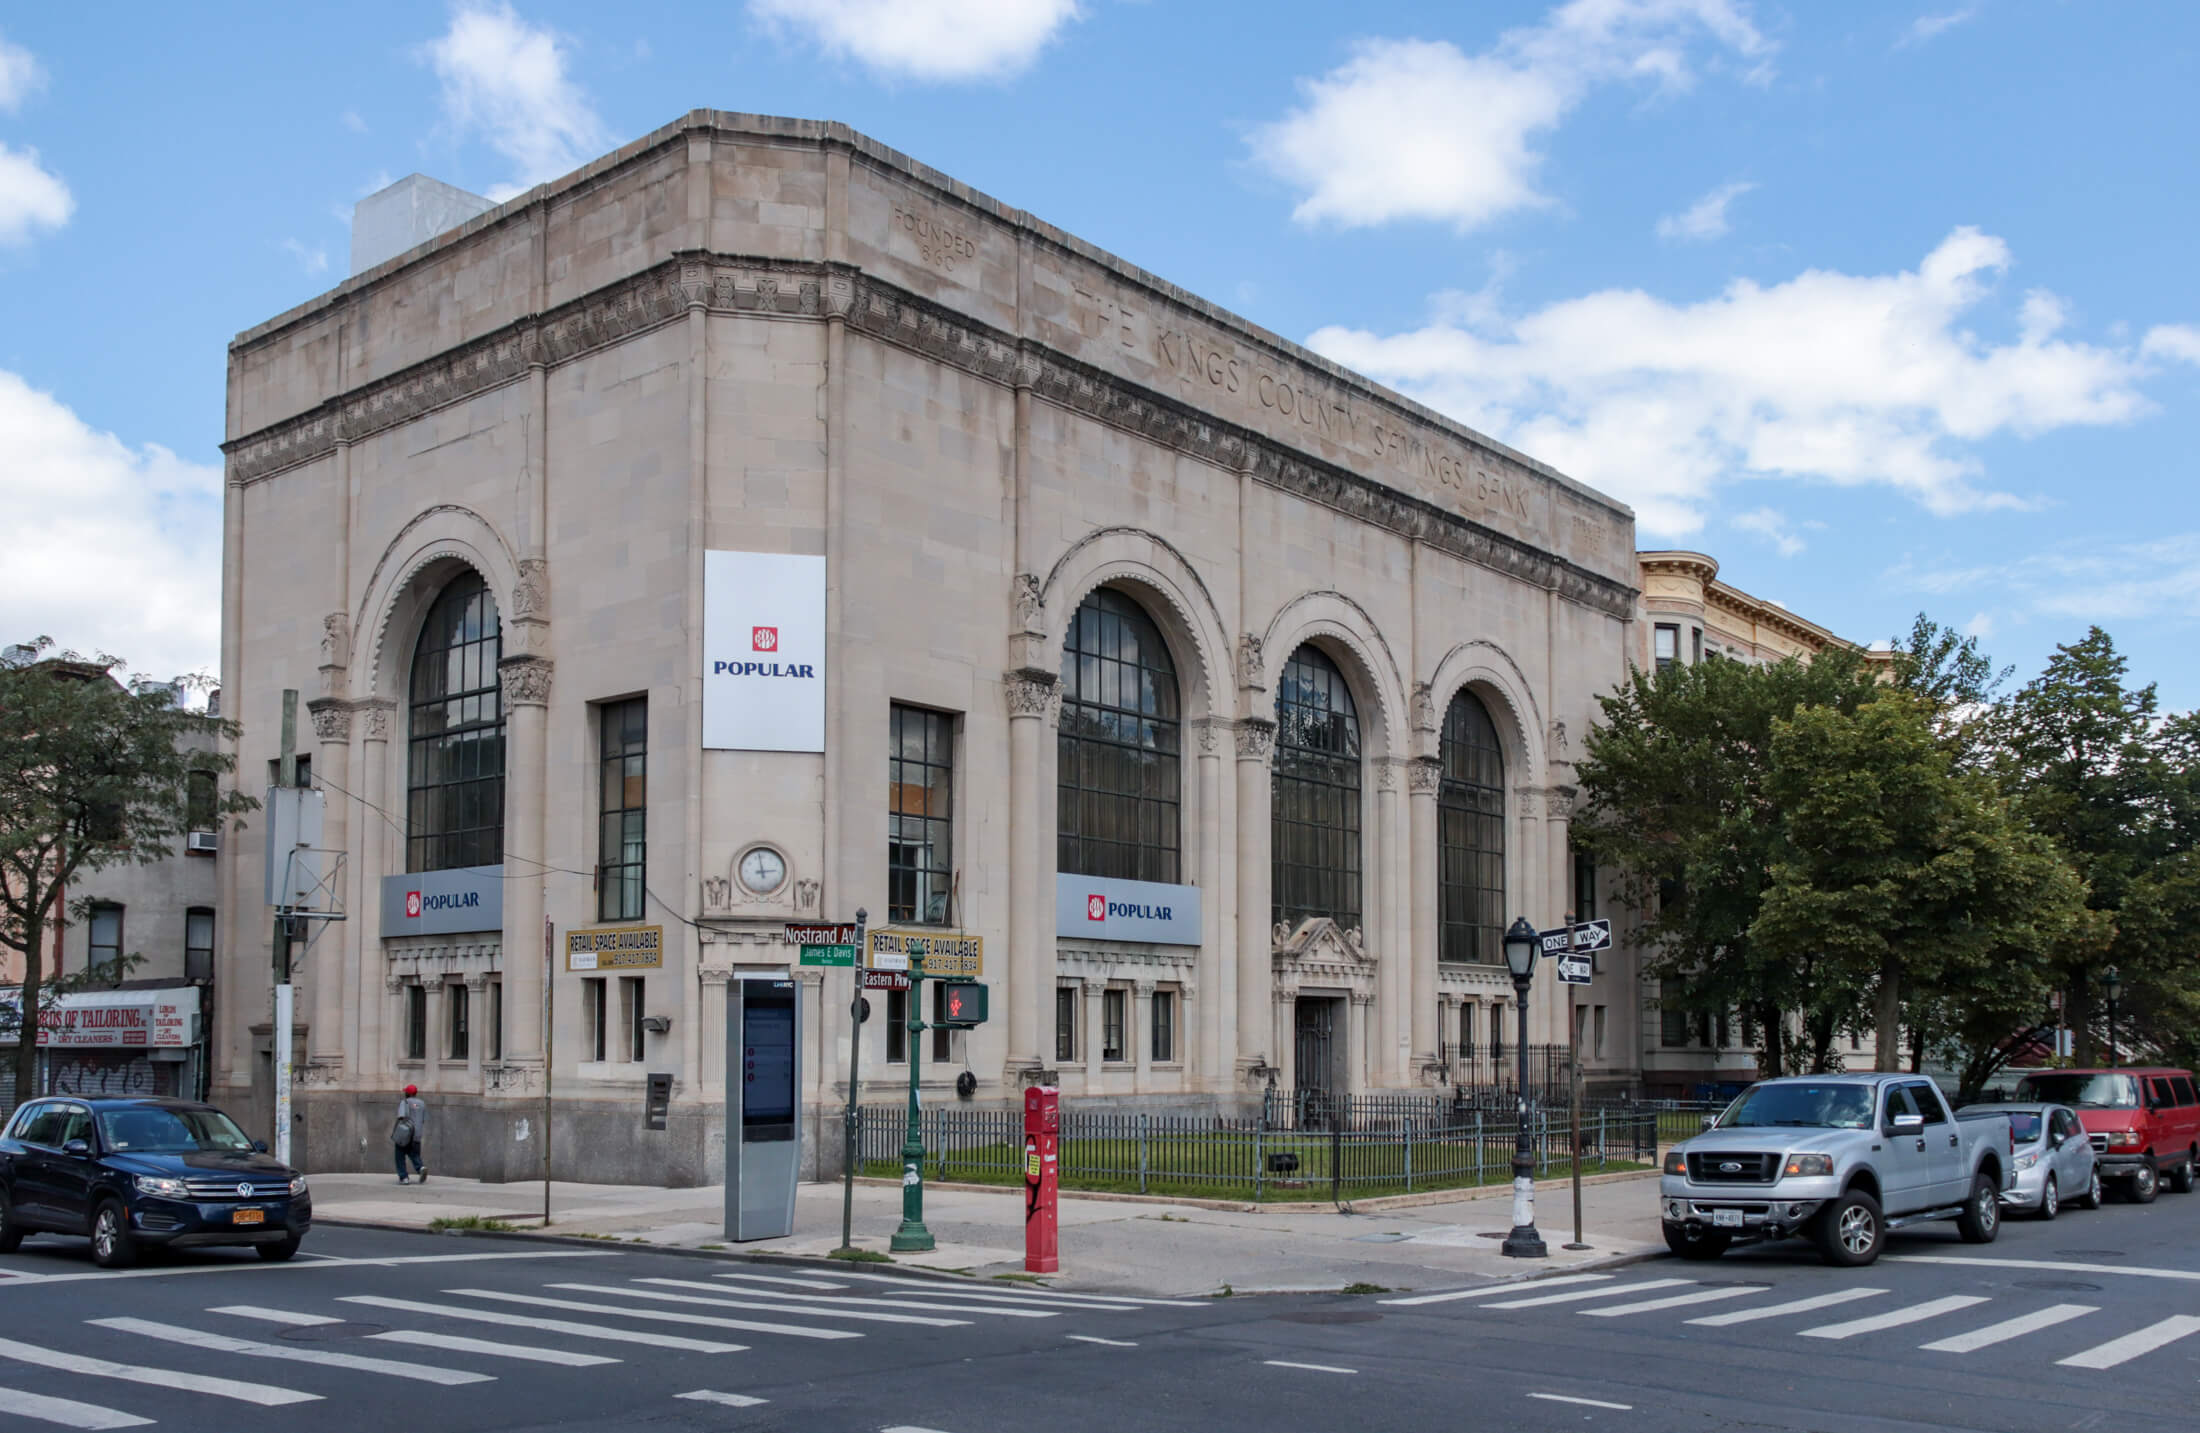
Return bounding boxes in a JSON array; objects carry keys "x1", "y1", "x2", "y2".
[{"x1": 1271, "y1": 916, "x2": 1376, "y2": 997}]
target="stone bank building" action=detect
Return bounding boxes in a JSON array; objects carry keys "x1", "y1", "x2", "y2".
[{"x1": 217, "y1": 113, "x2": 1639, "y2": 1185}]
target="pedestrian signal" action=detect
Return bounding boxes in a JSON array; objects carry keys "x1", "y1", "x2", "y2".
[{"x1": 940, "y1": 981, "x2": 989, "y2": 1027}]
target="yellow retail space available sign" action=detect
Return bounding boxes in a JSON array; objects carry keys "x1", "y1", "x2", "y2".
[
  {"x1": 567, "y1": 924, "x2": 665, "y2": 971},
  {"x1": 866, "y1": 929, "x2": 983, "y2": 978}
]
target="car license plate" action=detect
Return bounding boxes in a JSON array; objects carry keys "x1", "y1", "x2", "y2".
[
  {"x1": 1711, "y1": 1208, "x2": 1744, "y2": 1228},
  {"x1": 232, "y1": 1208, "x2": 265, "y2": 1226}
]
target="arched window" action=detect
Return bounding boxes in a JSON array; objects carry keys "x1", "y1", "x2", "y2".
[
  {"x1": 1438, "y1": 689, "x2": 1505, "y2": 963},
  {"x1": 1058, "y1": 589, "x2": 1182, "y2": 883},
  {"x1": 1273, "y1": 644, "x2": 1361, "y2": 932},
  {"x1": 407, "y1": 573, "x2": 505, "y2": 872}
]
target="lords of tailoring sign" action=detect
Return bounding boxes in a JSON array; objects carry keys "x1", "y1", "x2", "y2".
[{"x1": 704, "y1": 551, "x2": 826, "y2": 752}]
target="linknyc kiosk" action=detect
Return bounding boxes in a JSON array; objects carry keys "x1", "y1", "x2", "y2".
[{"x1": 725, "y1": 976, "x2": 801, "y2": 1240}]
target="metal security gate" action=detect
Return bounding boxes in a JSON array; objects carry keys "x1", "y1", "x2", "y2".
[{"x1": 1294, "y1": 997, "x2": 1339, "y2": 1128}]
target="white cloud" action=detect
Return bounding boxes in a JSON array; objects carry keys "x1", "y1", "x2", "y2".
[
  {"x1": 1962, "y1": 611, "x2": 1995, "y2": 640},
  {"x1": 0, "y1": 32, "x2": 43, "y2": 111},
  {"x1": 281, "y1": 238, "x2": 329, "y2": 275},
  {"x1": 0, "y1": 142, "x2": 71, "y2": 244},
  {"x1": 750, "y1": 0, "x2": 1082, "y2": 82},
  {"x1": 1656, "y1": 179, "x2": 1753, "y2": 241},
  {"x1": 425, "y1": 3, "x2": 608, "y2": 197},
  {"x1": 1307, "y1": 228, "x2": 2184, "y2": 537},
  {"x1": 1732, "y1": 506, "x2": 1804, "y2": 556},
  {"x1": 1900, "y1": 7, "x2": 1978, "y2": 48},
  {"x1": 1896, "y1": 534, "x2": 2200, "y2": 628},
  {"x1": 1249, "y1": 0, "x2": 1773, "y2": 231},
  {"x1": 2141, "y1": 324, "x2": 2200, "y2": 365},
  {"x1": 341, "y1": 108, "x2": 369, "y2": 134},
  {"x1": 0, "y1": 371, "x2": 222, "y2": 684}
]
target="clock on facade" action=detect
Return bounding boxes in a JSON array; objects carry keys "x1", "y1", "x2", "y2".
[{"x1": 737, "y1": 847, "x2": 786, "y2": 895}]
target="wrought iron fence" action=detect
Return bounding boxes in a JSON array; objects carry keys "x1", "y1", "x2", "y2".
[{"x1": 855, "y1": 1088, "x2": 1661, "y2": 1204}]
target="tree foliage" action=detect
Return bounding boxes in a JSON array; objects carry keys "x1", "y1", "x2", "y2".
[{"x1": 0, "y1": 640, "x2": 254, "y2": 1098}]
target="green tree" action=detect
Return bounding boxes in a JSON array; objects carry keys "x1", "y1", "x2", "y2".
[
  {"x1": 0, "y1": 641, "x2": 253, "y2": 1100},
  {"x1": 1573, "y1": 646, "x2": 1883, "y2": 1076}
]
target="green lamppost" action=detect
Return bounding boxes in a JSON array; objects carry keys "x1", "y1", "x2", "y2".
[{"x1": 890, "y1": 940, "x2": 935, "y2": 1252}]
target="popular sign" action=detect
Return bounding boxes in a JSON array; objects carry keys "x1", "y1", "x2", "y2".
[
  {"x1": 704, "y1": 550, "x2": 826, "y2": 752},
  {"x1": 1054, "y1": 874, "x2": 1202, "y2": 946},
  {"x1": 380, "y1": 866, "x2": 504, "y2": 937},
  {"x1": 567, "y1": 924, "x2": 665, "y2": 971}
]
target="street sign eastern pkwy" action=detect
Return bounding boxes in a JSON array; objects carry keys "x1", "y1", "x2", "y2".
[
  {"x1": 860, "y1": 969, "x2": 911, "y2": 991},
  {"x1": 1557, "y1": 953, "x2": 1593, "y2": 985}
]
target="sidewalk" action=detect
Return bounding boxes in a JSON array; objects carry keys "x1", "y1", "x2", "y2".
[{"x1": 307, "y1": 1168, "x2": 1667, "y2": 1297}]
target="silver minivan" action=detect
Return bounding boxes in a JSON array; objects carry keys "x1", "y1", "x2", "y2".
[{"x1": 1963, "y1": 1102, "x2": 2100, "y2": 1218}]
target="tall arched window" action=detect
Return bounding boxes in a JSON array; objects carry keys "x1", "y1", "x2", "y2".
[
  {"x1": 1438, "y1": 689, "x2": 1505, "y2": 963},
  {"x1": 407, "y1": 573, "x2": 505, "y2": 872},
  {"x1": 1273, "y1": 644, "x2": 1361, "y2": 932},
  {"x1": 1058, "y1": 589, "x2": 1182, "y2": 883}
]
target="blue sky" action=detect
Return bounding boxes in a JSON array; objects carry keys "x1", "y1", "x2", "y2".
[{"x1": 2, "y1": 1, "x2": 2195, "y2": 708}]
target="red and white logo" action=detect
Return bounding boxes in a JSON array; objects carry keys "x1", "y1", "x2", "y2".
[
  {"x1": 405, "y1": 891, "x2": 423, "y2": 919},
  {"x1": 752, "y1": 626, "x2": 778, "y2": 652},
  {"x1": 1086, "y1": 894, "x2": 1106, "y2": 922}
]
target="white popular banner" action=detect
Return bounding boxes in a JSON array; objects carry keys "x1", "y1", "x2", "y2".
[{"x1": 704, "y1": 551, "x2": 826, "y2": 752}]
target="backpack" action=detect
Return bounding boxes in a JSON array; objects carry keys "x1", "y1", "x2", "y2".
[{"x1": 391, "y1": 1115, "x2": 416, "y2": 1147}]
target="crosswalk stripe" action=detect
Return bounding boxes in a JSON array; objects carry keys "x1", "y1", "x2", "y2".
[
  {"x1": 339, "y1": 1296, "x2": 745, "y2": 1355},
  {"x1": 371, "y1": 1330, "x2": 621, "y2": 1367},
  {"x1": 717, "y1": 1274, "x2": 1136, "y2": 1313},
  {"x1": 448, "y1": 1288, "x2": 861, "y2": 1342},
  {"x1": 1481, "y1": 1278, "x2": 1693, "y2": 1310},
  {"x1": 562, "y1": 1282, "x2": 970, "y2": 1328},
  {"x1": 2057, "y1": 1315, "x2": 2200, "y2": 1370},
  {"x1": 1688, "y1": 1288, "x2": 1888, "y2": 1327},
  {"x1": 0, "y1": 1335, "x2": 318, "y2": 1407},
  {"x1": 808, "y1": 1270, "x2": 1207, "y2": 1306},
  {"x1": 89, "y1": 1318, "x2": 492, "y2": 1387},
  {"x1": 0, "y1": 1386, "x2": 154, "y2": 1430},
  {"x1": 206, "y1": 1307, "x2": 343, "y2": 1327},
  {"x1": 1921, "y1": 1304, "x2": 2098, "y2": 1353},
  {"x1": 1580, "y1": 1285, "x2": 1769, "y2": 1318},
  {"x1": 676, "y1": 1390, "x2": 769, "y2": 1409},
  {"x1": 706, "y1": 1272, "x2": 847, "y2": 1290},
  {"x1": 1799, "y1": 1295, "x2": 1990, "y2": 1340},
  {"x1": 683, "y1": 1280, "x2": 1057, "y2": 1319},
  {"x1": 1381, "y1": 1274, "x2": 1614, "y2": 1306}
]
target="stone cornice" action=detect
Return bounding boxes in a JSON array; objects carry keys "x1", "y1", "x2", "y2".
[{"x1": 224, "y1": 254, "x2": 1637, "y2": 621}]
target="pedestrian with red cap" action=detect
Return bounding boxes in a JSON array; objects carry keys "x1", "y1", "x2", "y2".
[{"x1": 392, "y1": 1084, "x2": 427, "y2": 1185}]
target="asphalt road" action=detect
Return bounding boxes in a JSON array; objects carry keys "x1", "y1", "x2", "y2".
[{"x1": 0, "y1": 1192, "x2": 2195, "y2": 1433}]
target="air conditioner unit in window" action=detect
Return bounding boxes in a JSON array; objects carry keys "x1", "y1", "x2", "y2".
[{"x1": 186, "y1": 830, "x2": 219, "y2": 854}]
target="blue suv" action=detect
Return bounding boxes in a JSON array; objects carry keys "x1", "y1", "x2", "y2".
[{"x1": 0, "y1": 1096, "x2": 311, "y2": 1268}]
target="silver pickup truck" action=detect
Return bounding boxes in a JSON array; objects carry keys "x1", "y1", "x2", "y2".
[{"x1": 1660, "y1": 1074, "x2": 2015, "y2": 1267}]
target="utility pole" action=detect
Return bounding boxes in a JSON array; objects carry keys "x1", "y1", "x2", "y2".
[
  {"x1": 838, "y1": 908, "x2": 869, "y2": 1254},
  {"x1": 891, "y1": 939, "x2": 935, "y2": 1253},
  {"x1": 271, "y1": 690, "x2": 297, "y2": 1165}
]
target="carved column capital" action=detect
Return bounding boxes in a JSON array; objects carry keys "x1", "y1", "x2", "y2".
[
  {"x1": 1546, "y1": 784, "x2": 1578, "y2": 821},
  {"x1": 1235, "y1": 717, "x2": 1275, "y2": 763},
  {"x1": 1003, "y1": 668, "x2": 1059, "y2": 721},
  {"x1": 306, "y1": 698, "x2": 353, "y2": 744},
  {"x1": 497, "y1": 655, "x2": 554, "y2": 708},
  {"x1": 1514, "y1": 786, "x2": 1546, "y2": 821},
  {"x1": 359, "y1": 700, "x2": 396, "y2": 743},
  {"x1": 1407, "y1": 757, "x2": 1444, "y2": 795}
]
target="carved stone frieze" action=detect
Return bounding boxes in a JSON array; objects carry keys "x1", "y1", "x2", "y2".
[
  {"x1": 794, "y1": 878, "x2": 821, "y2": 913},
  {"x1": 1235, "y1": 717, "x2": 1275, "y2": 763},
  {"x1": 1237, "y1": 633, "x2": 1265, "y2": 690},
  {"x1": 1412, "y1": 682, "x2": 1437, "y2": 734},
  {"x1": 485, "y1": 1062, "x2": 542, "y2": 1093},
  {"x1": 512, "y1": 558, "x2": 549, "y2": 622},
  {"x1": 702, "y1": 877, "x2": 732, "y2": 913},
  {"x1": 320, "y1": 613, "x2": 350, "y2": 669},
  {"x1": 1011, "y1": 573, "x2": 1044, "y2": 634},
  {"x1": 306, "y1": 698, "x2": 352, "y2": 744},
  {"x1": 497, "y1": 655, "x2": 553, "y2": 707},
  {"x1": 361, "y1": 700, "x2": 395, "y2": 742},
  {"x1": 1004, "y1": 668, "x2": 1059, "y2": 720}
]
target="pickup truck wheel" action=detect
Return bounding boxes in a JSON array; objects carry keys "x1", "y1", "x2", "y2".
[
  {"x1": 2038, "y1": 1175, "x2": 2059, "y2": 1221},
  {"x1": 1814, "y1": 1191, "x2": 1883, "y2": 1267},
  {"x1": 2076, "y1": 1167, "x2": 2104, "y2": 1209},
  {"x1": 1663, "y1": 1224, "x2": 1731, "y2": 1260},
  {"x1": 1958, "y1": 1172, "x2": 2002, "y2": 1243},
  {"x1": 2168, "y1": 1150, "x2": 2197, "y2": 1194},
  {"x1": 2127, "y1": 1160, "x2": 2160, "y2": 1204},
  {"x1": 0, "y1": 1188, "x2": 24, "y2": 1253}
]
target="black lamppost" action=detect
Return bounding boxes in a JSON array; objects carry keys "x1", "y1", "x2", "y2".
[
  {"x1": 1501, "y1": 916, "x2": 1548, "y2": 1259},
  {"x1": 2104, "y1": 965, "x2": 2121, "y2": 1069}
]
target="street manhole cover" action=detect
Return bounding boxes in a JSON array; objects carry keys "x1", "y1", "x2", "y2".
[
  {"x1": 278, "y1": 1323, "x2": 387, "y2": 1342},
  {"x1": 1277, "y1": 1311, "x2": 1382, "y2": 1325},
  {"x1": 2017, "y1": 1280, "x2": 2102, "y2": 1292},
  {"x1": 2055, "y1": 1250, "x2": 2124, "y2": 1258}
]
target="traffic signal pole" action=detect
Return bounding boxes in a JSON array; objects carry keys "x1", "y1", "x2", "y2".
[
  {"x1": 890, "y1": 954, "x2": 935, "y2": 1253},
  {"x1": 838, "y1": 909, "x2": 868, "y2": 1255}
]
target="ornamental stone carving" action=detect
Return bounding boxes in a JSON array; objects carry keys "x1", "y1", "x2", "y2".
[
  {"x1": 319, "y1": 613, "x2": 350, "y2": 669},
  {"x1": 1236, "y1": 716, "x2": 1275, "y2": 762},
  {"x1": 1547, "y1": 785, "x2": 1578, "y2": 821},
  {"x1": 702, "y1": 877, "x2": 732, "y2": 913},
  {"x1": 307, "y1": 698, "x2": 352, "y2": 744},
  {"x1": 1237, "y1": 633, "x2": 1265, "y2": 690},
  {"x1": 1548, "y1": 718, "x2": 1571, "y2": 762},
  {"x1": 1515, "y1": 787, "x2": 1545, "y2": 821},
  {"x1": 497, "y1": 655, "x2": 553, "y2": 707},
  {"x1": 361, "y1": 701, "x2": 395, "y2": 742},
  {"x1": 512, "y1": 558, "x2": 549, "y2": 622},
  {"x1": 794, "y1": 878, "x2": 822, "y2": 913},
  {"x1": 1011, "y1": 573, "x2": 1044, "y2": 633},
  {"x1": 1408, "y1": 757, "x2": 1444, "y2": 794},
  {"x1": 1412, "y1": 682, "x2": 1437, "y2": 734},
  {"x1": 1004, "y1": 668, "x2": 1058, "y2": 720}
]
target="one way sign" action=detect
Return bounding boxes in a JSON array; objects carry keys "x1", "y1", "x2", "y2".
[{"x1": 1557, "y1": 953, "x2": 1593, "y2": 985}]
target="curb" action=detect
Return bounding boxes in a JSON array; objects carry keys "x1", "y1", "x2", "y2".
[{"x1": 847, "y1": 1166, "x2": 1659, "y2": 1213}]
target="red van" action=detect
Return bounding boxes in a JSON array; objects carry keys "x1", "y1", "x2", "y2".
[{"x1": 2013, "y1": 1068, "x2": 2200, "y2": 1203}]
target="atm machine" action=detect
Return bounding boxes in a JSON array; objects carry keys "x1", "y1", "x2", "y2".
[{"x1": 725, "y1": 976, "x2": 801, "y2": 1240}]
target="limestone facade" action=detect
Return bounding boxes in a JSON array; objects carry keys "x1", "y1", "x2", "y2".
[{"x1": 216, "y1": 112, "x2": 1638, "y2": 1185}]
